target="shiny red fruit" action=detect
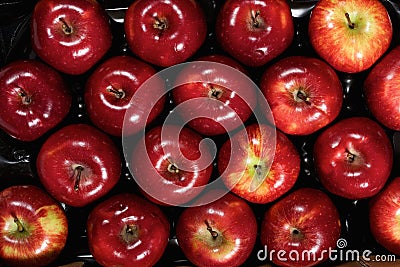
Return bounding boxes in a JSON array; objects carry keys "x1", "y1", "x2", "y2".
[
  {"x1": 85, "y1": 55, "x2": 165, "y2": 136},
  {"x1": 0, "y1": 185, "x2": 68, "y2": 267},
  {"x1": 261, "y1": 188, "x2": 341, "y2": 267},
  {"x1": 260, "y1": 56, "x2": 343, "y2": 135},
  {"x1": 216, "y1": 0, "x2": 294, "y2": 67},
  {"x1": 314, "y1": 117, "x2": 393, "y2": 199},
  {"x1": 37, "y1": 124, "x2": 121, "y2": 207},
  {"x1": 87, "y1": 193, "x2": 170, "y2": 267},
  {"x1": 131, "y1": 125, "x2": 213, "y2": 206},
  {"x1": 31, "y1": 0, "x2": 112, "y2": 75},
  {"x1": 176, "y1": 193, "x2": 257, "y2": 267},
  {"x1": 218, "y1": 123, "x2": 300, "y2": 204},
  {"x1": 0, "y1": 60, "x2": 71, "y2": 141},
  {"x1": 364, "y1": 46, "x2": 400, "y2": 131},
  {"x1": 124, "y1": 0, "x2": 207, "y2": 67}
]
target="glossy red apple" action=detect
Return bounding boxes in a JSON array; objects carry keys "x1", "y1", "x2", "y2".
[
  {"x1": 84, "y1": 55, "x2": 165, "y2": 136},
  {"x1": 130, "y1": 125, "x2": 213, "y2": 206},
  {"x1": 172, "y1": 61, "x2": 257, "y2": 136},
  {"x1": 314, "y1": 117, "x2": 393, "y2": 199},
  {"x1": 36, "y1": 124, "x2": 121, "y2": 207},
  {"x1": 364, "y1": 46, "x2": 400, "y2": 131},
  {"x1": 176, "y1": 193, "x2": 257, "y2": 267},
  {"x1": 124, "y1": 0, "x2": 207, "y2": 67},
  {"x1": 197, "y1": 54, "x2": 248, "y2": 75},
  {"x1": 87, "y1": 193, "x2": 170, "y2": 267},
  {"x1": 0, "y1": 60, "x2": 71, "y2": 142},
  {"x1": 31, "y1": 0, "x2": 112, "y2": 75},
  {"x1": 369, "y1": 177, "x2": 400, "y2": 255},
  {"x1": 218, "y1": 123, "x2": 300, "y2": 204},
  {"x1": 216, "y1": 0, "x2": 294, "y2": 67},
  {"x1": 0, "y1": 185, "x2": 68, "y2": 267},
  {"x1": 260, "y1": 188, "x2": 341, "y2": 267},
  {"x1": 260, "y1": 56, "x2": 343, "y2": 135},
  {"x1": 309, "y1": 0, "x2": 392, "y2": 73}
]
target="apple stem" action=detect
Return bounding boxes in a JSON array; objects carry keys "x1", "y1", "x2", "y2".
[
  {"x1": 254, "y1": 164, "x2": 264, "y2": 177},
  {"x1": 208, "y1": 86, "x2": 223, "y2": 99},
  {"x1": 204, "y1": 220, "x2": 218, "y2": 239},
  {"x1": 13, "y1": 217, "x2": 25, "y2": 233},
  {"x1": 345, "y1": 149, "x2": 356, "y2": 163},
  {"x1": 59, "y1": 17, "x2": 73, "y2": 35},
  {"x1": 16, "y1": 87, "x2": 32, "y2": 105},
  {"x1": 251, "y1": 10, "x2": 261, "y2": 28},
  {"x1": 167, "y1": 163, "x2": 179, "y2": 174},
  {"x1": 345, "y1": 13, "x2": 355, "y2": 29},
  {"x1": 153, "y1": 16, "x2": 168, "y2": 31},
  {"x1": 73, "y1": 165, "x2": 84, "y2": 191},
  {"x1": 107, "y1": 86, "x2": 126, "y2": 99},
  {"x1": 121, "y1": 224, "x2": 139, "y2": 244},
  {"x1": 296, "y1": 91, "x2": 311, "y2": 105}
]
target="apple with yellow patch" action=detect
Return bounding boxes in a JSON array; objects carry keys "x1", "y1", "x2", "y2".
[
  {"x1": 218, "y1": 123, "x2": 300, "y2": 204},
  {"x1": 0, "y1": 185, "x2": 68, "y2": 267}
]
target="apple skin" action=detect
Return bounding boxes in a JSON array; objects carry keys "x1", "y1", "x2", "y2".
[
  {"x1": 87, "y1": 193, "x2": 170, "y2": 267},
  {"x1": 84, "y1": 55, "x2": 165, "y2": 136},
  {"x1": 31, "y1": 0, "x2": 112, "y2": 75},
  {"x1": 260, "y1": 188, "x2": 341, "y2": 267},
  {"x1": 308, "y1": 0, "x2": 392, "y2": 73},
  {"x1": 364, "y1": 46, "x2": 400, "y2": 131},
  {"x1": 172, "y1": 61, "x2": 257, "y2": 136},
  {"x1": 196, "y1": 54, "x2": 249, "y2": 75},
  {"x1": 216, "y1": 0, "x2": 294, "y2": 67},
  {"x1": 369, "y1": 177, "x2": 400, "y2": 255},
  {"x1": 0, "y1": 185, "x2": 68, "y2": 267},
  {"x1": 176, "y1": 193, "x2": 258, "y2": 267},
  {"x1": 36, "y1": 124, "x2": 121, "y2": 207},
  {"x1": 124, "y1": 0, "x2": 207, "y2": 67},
  {"x1": 131, "y1": 125, "x2": 213, "y2": 206},
  {"x1": 0, "y1": 60, "x2": 71, "y2": 142},
  {"x1": 260, "y1": 56, "x2": 343, "y2": 135},
  {"x1": 218, "y1": 123, "x2": 300, "y2": 204},
  {"x1": 314, "y1": 117, "x2": 393, "y2": 199}
]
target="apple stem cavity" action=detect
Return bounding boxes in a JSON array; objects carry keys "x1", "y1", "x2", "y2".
[
  {"x1": 59, "y1": 17, "x2": 73, "y2": 35},
  {"x1": 107, "y1": 85, "x2": 126, "y2": 99},
  {"x1": 72, "y1": 165, "x2": 84, "y2": 192},
  {"x1": 13, "y1": 217, "x2": 25, "y2": 233},
  {"x1": 167, "y1": 163, "x2": 179, "y2": 174},
  {"x1": 295, "y1": 90, "x2": 311, "y2": 105},
  {"x1": 208, "y1": 86, "x2": 223, "y2": 99},
  {"x1": 120, "y1": 224, "x2": 139, "y2": 244},
  {"x1": 345, "y1": 13, "x2": 355, "y2": 29},
  {"x1": 16, "y1": 87, "x2": 32, "y2": 105},
  {"x1": 250, "y1": 10, "x2": 261, "y2": 28},
  {"x1": 345, "y1": 149, "x2": 356, "y2": 163},
  {"x1": 204, "y1": 220, "x2": 219, "y2": 239},
  {"x1": 291, "y1": 227, "x2": 304, "y2": 240},
  {"x1": 153, "y1": 16, "x2": 168, "y2": 32}
]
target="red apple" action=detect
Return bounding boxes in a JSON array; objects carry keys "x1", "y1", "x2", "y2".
[
  {"x1": 0, "y1": 60, "x2": 71, "y2": 142},
  {"x1": 172, "y1": 61, "x2": 257, "y2": 136},
  {"x1": 216, "y1": 0, "x2": 294, "y2": 67},
  {"x1": 31, "y1": 0, "x2": 112, "y2": 75},
  {"x1": 87, "y1": 193, "x2": 170, "y2": 267},
  {"x1": 260, "y1": 56, "x2": 343, "y2": 135},
  {"x1": 260, "y1": 188, "x2": 341, "y2": 267},
  {"x1": 364, "y1": 46, "x2": 400, "y2": 131},
  {"x1": 218, "y1": 123, "x2": 300, "y2": 204},
  {"x1": 176, "y1": 193, "x2": 258, "y2": 267},
  {"x1": 130, "y1": 125, "x2": 213, "y2": 206},
  {"x1": 308, "y1": 0, "x2": 392, "y2": 73},
  {"x1": 124, "y1": 0, "x2": 207, "y2": 67},
  {"x1": 0, "y1": 185, "x2": 68, "y2": 267},
  {"x1": 314, "y1": 117, "x2": 393, "y2": 199},
  {"x1": 369, "y1": 177, "x2": 400, "y2": 255},
  {"x1": 84, "y1": 55, "x2": 165, "y2": 136},
  {"x1": 196, "y1": 54, "x2": 248, "y2": 75},
  {"x1": 36, "y1": 124, "x2": 121, "y2": 207}
]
